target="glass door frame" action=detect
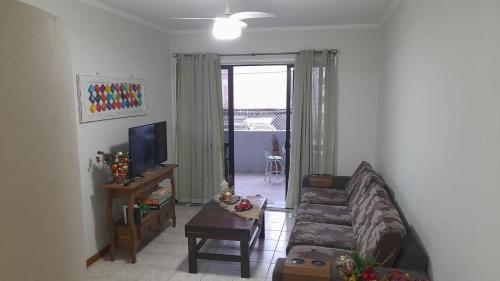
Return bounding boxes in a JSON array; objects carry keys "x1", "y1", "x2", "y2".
[
  {"x1": 222, "y1": 63, "x2": 294, "y2": 195},
  {"x1": 285, "y1": 64, "x2": 293, "y2": 194},
  {"x1": 221, "y1": 65, "x2": 235, "y2": 183}
]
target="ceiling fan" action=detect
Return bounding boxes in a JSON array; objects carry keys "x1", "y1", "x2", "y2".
[{"x1": 173, "y1": 0, "x2": 275, "y2": 40}]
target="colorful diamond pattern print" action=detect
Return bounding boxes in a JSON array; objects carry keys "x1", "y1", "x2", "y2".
[{"x1": 87, "y1": 82, "x2": 143, "y2": 114}]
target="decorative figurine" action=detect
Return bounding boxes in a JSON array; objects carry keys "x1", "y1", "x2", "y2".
[
  {"x1": 222, "y1": 189, "x2": 233, "y2": 201},
  {"x1": 220, "y1": 180, "x2": 233, "y2": 200}
]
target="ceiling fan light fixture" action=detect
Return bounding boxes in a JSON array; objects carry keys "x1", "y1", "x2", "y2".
[{"x1": 212, "y1": 18, "x2": 245, "y2": 40}]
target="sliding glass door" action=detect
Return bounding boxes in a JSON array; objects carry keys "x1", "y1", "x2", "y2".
[{"x1": 222, "y1": 64, "x2": 293, "y2": 208}]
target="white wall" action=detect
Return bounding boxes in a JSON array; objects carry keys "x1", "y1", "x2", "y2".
[
  {"x1": 20, "y1": 0, "x2": 173, "y2": 259},
  {"x1": 377, "y1": 0, "x2": 500, "y2": 279},
  {"x1": 1, "y1": 1, "x2": 85, "y2": 279},
  {"x1": 170, "y1": 28, "x2": 383, "y2": 175}
]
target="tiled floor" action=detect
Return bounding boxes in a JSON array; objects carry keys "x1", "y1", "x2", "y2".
[
  {"x1": 87, "y1": 205, "x2": 295, "y2": 281},
  {"x1": 235, "y1": 173, "x2": 286, "y2": 209}
]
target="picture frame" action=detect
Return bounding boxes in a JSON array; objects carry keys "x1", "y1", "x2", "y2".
[{"x1": 76, "y1": 75, "x2": 147, "y2": 123}]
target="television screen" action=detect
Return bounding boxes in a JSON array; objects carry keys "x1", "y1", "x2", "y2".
[
  {"x1": 154, "y1": 121, "x2": 168, "y2": 164},
  {"x1": 129, "y1": 124, "x2": 156, "y2": 177}
]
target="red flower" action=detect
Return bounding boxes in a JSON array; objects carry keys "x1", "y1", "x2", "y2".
[
  {"x1": 390, "y1": 271, "x2": 402, "y2": 281},
  {"x1": 361, "y1": 266, "x2": 377, "y2": 280}
]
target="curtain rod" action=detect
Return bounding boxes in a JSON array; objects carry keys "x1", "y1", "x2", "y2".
[{"x1": 172, "y1": 50, "x2": 338, "y2": 58}]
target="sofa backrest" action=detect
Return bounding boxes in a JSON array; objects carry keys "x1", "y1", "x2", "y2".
[
  {"x1": 351, "y1": 183, "x2": 391, "y2": 235},
  {"x1": 345, "y1": 162, "x2": 385, "y2": 208},
  {"x1": 353, "y1": 188, "x2": 407, "y2": 265},
  {"x1": 345, "y1": 161, "x2": 371, "y2": 198}
]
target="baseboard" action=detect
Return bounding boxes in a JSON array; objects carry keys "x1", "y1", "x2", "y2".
[{"x1": 86, "y1": 245, "x2": 110, "y2": 267}]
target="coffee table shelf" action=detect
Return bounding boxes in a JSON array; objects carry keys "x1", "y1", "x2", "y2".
[{"x1": 185, "y1": 199, "x2": 267, "y2": 278}]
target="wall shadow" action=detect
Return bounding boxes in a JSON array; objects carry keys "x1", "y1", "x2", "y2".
[{"x1": 90, "y1": 142, "x2": 129, "y2": 257}]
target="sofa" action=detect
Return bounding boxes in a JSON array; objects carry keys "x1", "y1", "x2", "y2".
[{"x1": 273, "y1": 161, "x2": 430, "y2": 281}]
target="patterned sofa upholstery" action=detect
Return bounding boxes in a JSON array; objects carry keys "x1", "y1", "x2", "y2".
[
  {"x1": 296, "y1": 161, "x2": 386, "y2": 226},
  {"x1": 295, "y1": 203, "x2": 352, "y2": 225},
  {"x1": 300, "y1": 161, "x2": 382, "y2": 207},
  {"x1": 290, "y1": 181, "x2": 406, "y2": 265},
  {"x1": 273, "y1": 161, "x2": 425, "y2": 281}
]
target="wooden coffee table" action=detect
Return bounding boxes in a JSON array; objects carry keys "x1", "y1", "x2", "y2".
[{"x1": 185, "y1": 199, "x2": 267, "y2": 278}]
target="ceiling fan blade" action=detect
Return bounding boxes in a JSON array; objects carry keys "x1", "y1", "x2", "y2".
[
  {"x1": 171, "y1": 17, "x2": 215, "y2": 20},
  {"x1": 230, "y1": 12, "x2": 274, "y2": 20}
]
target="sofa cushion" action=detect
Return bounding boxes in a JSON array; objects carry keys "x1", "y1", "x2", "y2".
[
  {"x1": 351, "y1": 183, "x2": 392, "y2": 236},
  {"x1": 348, "y1": 166, "x2": 386, "y2": 207},
  {"x1": 301, "y1": 187, "x2": 348, "y2": 206},
  {"x1": 296, "y1": 203, "x2": 352, "y2": 226},
  {"x1": 355, "y1": 197, "x2": 407, "y2": 265},
  {"x1": 288, "y1": 221, "x2": 356, "y2": 252},
  {"x1": 288, "y1": 245, "x2": 352, "y2": 262}
]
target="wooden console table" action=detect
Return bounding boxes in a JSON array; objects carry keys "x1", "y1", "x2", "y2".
[{"x1": 98, "y1": 164, "x2": 177, "y2": 263}]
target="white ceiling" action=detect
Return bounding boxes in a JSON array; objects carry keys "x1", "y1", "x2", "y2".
[{"x1": 90, "y1": 0, "x2": 398, "y2": 32}]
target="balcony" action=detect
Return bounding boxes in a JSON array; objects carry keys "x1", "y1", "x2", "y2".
[
  {"x1": 226, "y1": 130, "x2": 287, "y2": 209},
  {"x1": 235, "y1": 172, "x2": 285, "y2": 209}
]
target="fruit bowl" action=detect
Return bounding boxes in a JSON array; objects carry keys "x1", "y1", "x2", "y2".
[{"x1": 234, "y1": 199, "x2": 253, "y2": 212}]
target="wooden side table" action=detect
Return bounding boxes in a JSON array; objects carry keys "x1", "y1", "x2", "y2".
[{"x1": 98, "y1": 164, "x2": 177, "y2": 263}]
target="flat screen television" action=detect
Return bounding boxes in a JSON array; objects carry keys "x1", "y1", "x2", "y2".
[
  {"x1": 128, "y1": 124, "x2": 156, "y2": 177},
  {"x1": 128, "y1": 121, "x2": 168, "y2": 177},
  {"x1": 154, "y1": 121, "x2": 168, "y2": 165}
]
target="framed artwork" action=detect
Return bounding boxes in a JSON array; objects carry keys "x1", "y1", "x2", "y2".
[{"x1": 76, "y1": 75, "x2": 146, "y2": 123}]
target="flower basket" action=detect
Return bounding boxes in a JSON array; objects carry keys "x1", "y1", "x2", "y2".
[{"x1": 96, "y1": 151, "x2": 130, "y2": 184}]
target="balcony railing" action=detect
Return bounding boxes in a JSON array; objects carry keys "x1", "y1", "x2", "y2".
[
  {"x1": 223, "y1": 108, "x2": 286, "y2": 131},
  {"x1": 224, "y1": 130, "x2": 286, "y2": 173}
]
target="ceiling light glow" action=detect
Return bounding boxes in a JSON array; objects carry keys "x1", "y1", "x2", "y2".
[{"x1": 212, "y1": 18, "x2": 245, "y2": 40}]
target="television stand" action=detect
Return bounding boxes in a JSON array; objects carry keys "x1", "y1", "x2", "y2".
[
  {"x1": 137, "y1": 165, "x2": 167, "y2": 177},
  {"x1": 98, "y1": 164, "x2": 177, "y2": 263}
]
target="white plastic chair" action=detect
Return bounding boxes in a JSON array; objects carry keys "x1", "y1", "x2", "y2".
[{"x1": 264, "y1": 150, "x2": 285, "y2": 182}]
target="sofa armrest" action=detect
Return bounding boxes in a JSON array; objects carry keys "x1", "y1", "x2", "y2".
[
  {"x1": 302, "y1": 175, "x2": 351, "y2": 190},
  {"x1": 393, "y1": 225, "x2": 429, "y2": 273},
  {"x1": 330, "y1": 266, "x2": 430, "y2": 281},
  {"x1": 273, "y1": 258, "x2": 335, "y2": 281},
  {"x1": 274, "y1": 259, "x2": 431, "y2": 281},
  {"x1": 371, "y1": 267, "x2": 430, "y2": 281},
  {"x1": 272, "y1": 258, "x2": 286, "y2": 281}
]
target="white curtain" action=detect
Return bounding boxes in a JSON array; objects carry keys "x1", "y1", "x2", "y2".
[
  {"x1": 176, "y1": 54, "x2": 224, "y2": 203},
  {"x1": 286, "y1": 50, "x2": 338, "y2": 208}
]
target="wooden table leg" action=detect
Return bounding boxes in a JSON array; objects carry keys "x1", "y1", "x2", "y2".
[
  {"x1": 127, "y1": 194, "x2": 138, "y2": 263},
  {"x1": 240, "y1": 241, "x2": 250, "y2": 278},
  {"x1": 170, "y1": 174, "x2": 177, "y2": 227},
  {"x1": 188, "y1": 237, "x2": 197, "y2": 273},
  {"x1": 107, "y1": 190, "x2": 115, "y2": 261}
]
